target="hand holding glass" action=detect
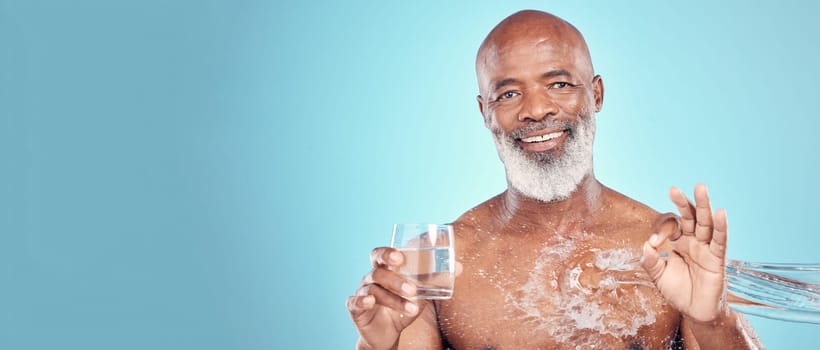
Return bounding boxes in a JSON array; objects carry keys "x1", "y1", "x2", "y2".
[{"x1": 390, "y1": 224, "x2": 455, "y2": 300}]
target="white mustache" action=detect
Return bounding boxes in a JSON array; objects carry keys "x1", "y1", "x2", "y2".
[{"x1": 511, "y1": 121, "x2": 574, "y2": 140}]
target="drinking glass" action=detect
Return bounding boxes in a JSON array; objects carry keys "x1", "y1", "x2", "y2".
[{"x1": 390, "y1": 224, "x2": 455, "y2": 300}]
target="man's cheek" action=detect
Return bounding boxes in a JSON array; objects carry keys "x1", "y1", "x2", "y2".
[{"x1": 486, "y1": 116, "x2": 504, "y2": 135}]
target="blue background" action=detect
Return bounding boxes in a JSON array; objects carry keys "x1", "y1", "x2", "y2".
[{"x1": 1, "y1": 0, "x2": 817, "y2": 348}]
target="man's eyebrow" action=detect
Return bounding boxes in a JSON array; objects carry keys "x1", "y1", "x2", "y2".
[
  {"x1": 542, "y1": 69, "x2": 572, "y2": 79},
  {"x1": 492, "y1": 70, "x2": 574, "y2": 92},
  {"x1": 493, "y1": 78, "x2": 521, "y2": 92}
]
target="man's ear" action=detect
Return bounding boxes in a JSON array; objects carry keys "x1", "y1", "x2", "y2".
[
  {"x1": 592, "y1": 75, "x2": 604, "y2": 112},
  {"x1": 477, "y1": 95, "x2": 490, "y2": 128}
]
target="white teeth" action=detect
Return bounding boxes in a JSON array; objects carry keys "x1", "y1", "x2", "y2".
[{"x1": 521, "y1": 131, "x2": 563, "y2": 143}]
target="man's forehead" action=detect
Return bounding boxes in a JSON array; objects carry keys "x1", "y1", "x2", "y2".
[
  {"x1": 481, "y1": 36, "x2": 580, "y2": 67},
  {"x1": 478, "y1": 37, "x2": 592, "y2": 90}
]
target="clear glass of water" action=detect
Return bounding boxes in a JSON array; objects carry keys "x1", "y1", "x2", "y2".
[{"x1": 390, "y1": 224, "x2": 455, "y2": 300}]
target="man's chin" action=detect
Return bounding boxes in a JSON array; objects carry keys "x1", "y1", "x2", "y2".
[{"x1": 526, "y1": 152, "x2": 561, "y2": 165}]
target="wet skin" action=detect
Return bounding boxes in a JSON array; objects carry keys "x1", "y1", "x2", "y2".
[{"x1": 438, "y1": 187, "x2": 682, "y2": 349}]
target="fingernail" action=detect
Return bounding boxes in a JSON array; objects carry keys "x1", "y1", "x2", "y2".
[
  {"x1": 389, "y1": 251, "x2": 402, "y2": 264},
  {"x1": 405, "y1": 302, "x2": 418, "y2": 315},
  {"x1": 401, "y1": 283, "x2": 415, "y2": 296},
  {"x1": 363, "y1": 295, "x2": 375, "y2": 306},
  {"x1": 649, "y1": 233, "x2": 660, "y2": 246}
]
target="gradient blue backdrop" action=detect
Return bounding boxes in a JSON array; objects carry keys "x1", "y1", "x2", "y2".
[{"x1": 1, "y1": 0, "x2": 817, "y2": 348}]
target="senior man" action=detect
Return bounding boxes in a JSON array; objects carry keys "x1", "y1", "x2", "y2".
[{"x1": 347, "y1": 10, "x2": 761, "y2": 350}]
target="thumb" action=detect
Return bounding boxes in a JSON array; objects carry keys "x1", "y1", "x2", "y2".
[
  {"x1": 641, "y1": 238, "x2": 666, "y2": 282},
  {"x1": 642, "y1": 213, "x2": 678, "y2": 281}
]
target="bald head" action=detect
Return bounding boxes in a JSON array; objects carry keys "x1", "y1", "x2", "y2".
[{"x1": 476, "y1": 10, "x2": 595, "y2": 99}]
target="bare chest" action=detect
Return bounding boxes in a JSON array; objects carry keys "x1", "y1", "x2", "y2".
[{"x1": 438, "y1": 231, "x2": 680, "y2": 349}]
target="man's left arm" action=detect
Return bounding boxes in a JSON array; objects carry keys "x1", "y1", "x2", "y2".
[
  {"x1": 680, "y1": 310, "x2": 763, "y2": 350},
  {"x1": 641, "y1": 184, "x2": 761, "y2": 350}
]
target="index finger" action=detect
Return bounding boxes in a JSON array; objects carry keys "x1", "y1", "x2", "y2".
[
  {"x1": 670, "y1": 186, "x2": 696, "y2": 236},
  {"x1": 370, "y1": 247, "x2": 404, "y2": 268},
  {"x1": 650, "y1": 212, "x2": 681, "y2": 247}
]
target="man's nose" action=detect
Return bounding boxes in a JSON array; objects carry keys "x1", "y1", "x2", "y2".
[{"x1": 517, "y1": 91, "x2": 558, "y2": 122}]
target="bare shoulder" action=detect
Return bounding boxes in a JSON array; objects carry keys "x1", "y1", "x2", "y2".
[
  {"x1": 597, "y1": 186, "x2": 663, "y2": 239},
  {"x1": 449, "y1": 193, "x2": 504, "y2": 242},
  {"x1": 602, "y1": 186, "x2": 658, "y2": 219}
]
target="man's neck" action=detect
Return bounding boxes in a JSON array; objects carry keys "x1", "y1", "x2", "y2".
[{"x1": 497, "y1": 175, "x2": 605, "y2": 232}]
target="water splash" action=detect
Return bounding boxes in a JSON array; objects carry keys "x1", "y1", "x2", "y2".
[
  {"x1": 726, "y1": 260, "x2": 820, "y2": 324},
  {"x1": 594, "y1": 248, "x2": 635, "y2": 271},
  {"x1": 500, "y1": 238, "x2": 660, "y2": 345}
]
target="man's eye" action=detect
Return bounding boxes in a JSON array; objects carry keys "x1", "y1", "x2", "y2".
[
  {"x1": 552, "y1": 82, "x2": 570, "y2": 88},
  {"x1": 499, "y1": 91, "x2": 518, "y2": 100}
]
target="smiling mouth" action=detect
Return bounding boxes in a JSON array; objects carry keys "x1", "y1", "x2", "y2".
[
  {"x1": 514, "y1": 128, "x2": 570, "y2": 153},
  {"x1": 519, "y1": 130, "x2": 566, "y2": 143}
]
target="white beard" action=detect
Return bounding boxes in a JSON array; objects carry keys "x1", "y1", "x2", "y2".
[{"x1": 491, "y1": 113, "x2": 596, "y2": 202}]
